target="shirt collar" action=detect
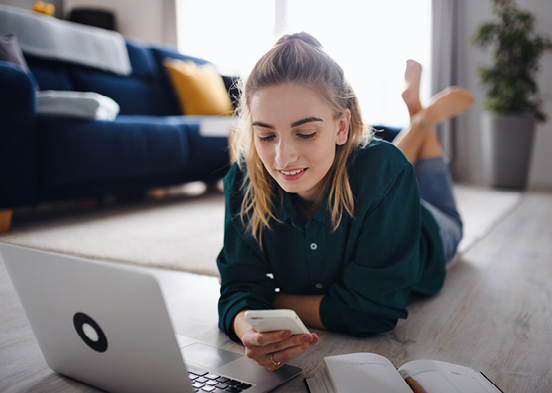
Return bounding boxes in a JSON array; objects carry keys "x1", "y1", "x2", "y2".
[{"x1": 276, "y1": 189, "x2": 330, "y2": 228}]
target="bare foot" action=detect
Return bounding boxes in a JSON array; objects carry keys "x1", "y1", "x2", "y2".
[
  {"x1": 423, "y1": 87, "x2": 475, "y2": 124},
  {"x1": 401, "y1": 59, "x2": 423, "y2": 117}
]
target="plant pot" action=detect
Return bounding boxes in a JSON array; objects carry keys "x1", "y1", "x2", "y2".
[{"x1": 481, "y1": 111, "x2": 536, "y2": 190}]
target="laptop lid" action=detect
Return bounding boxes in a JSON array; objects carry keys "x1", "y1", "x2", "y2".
[{"x1": 0, "y1": 243, "x2": 302, "y2": 393}]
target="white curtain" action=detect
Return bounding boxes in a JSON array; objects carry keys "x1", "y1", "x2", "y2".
[{"x1": 431, "y1": 0, "x2": 462, "y2": 177}]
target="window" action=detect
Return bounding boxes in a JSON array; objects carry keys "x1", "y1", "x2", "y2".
[
  {"x1": 176, "y1": 0, "x2": 432, "y2": 128},
  {"x1": 176, "y1": 0, "x2": 274, "y2": 75}
]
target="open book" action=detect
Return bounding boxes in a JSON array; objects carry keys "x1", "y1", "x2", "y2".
[{"x1": 305, "y1": 353, "x2": 503, "y2": 393}]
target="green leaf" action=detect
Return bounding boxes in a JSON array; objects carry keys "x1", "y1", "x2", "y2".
[{"x1": 471, "y1": 0, "x2": 551, "y2": 122}]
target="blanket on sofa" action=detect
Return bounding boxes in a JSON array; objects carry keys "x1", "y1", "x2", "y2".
[
  {"x1": 0, "y1": 5, "x2": 131, "y2": 75},
  {"x1": 37, "y1": 90, "x2": 120, "y2": 121}
]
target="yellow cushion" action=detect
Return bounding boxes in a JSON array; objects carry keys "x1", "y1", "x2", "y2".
[{"x1": 164, "y1": 59, "x2": 233, "y2": 116}]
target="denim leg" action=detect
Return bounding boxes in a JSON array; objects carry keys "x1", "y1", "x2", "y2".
[{"x1": 414, "y1": 156, "x2": 463, "y2": 264}]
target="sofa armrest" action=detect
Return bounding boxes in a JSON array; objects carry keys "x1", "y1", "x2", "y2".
[{"x1": 0, "y1": 61, "x2": 39, "y2": 208}]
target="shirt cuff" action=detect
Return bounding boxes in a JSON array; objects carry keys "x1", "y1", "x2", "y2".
[{"x1": 219, "y1": 298, "x2": 274, "y2": 342}]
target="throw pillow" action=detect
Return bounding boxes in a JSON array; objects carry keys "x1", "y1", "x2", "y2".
[
  {"x1": 0, "y1": 33, "x2": 30, "y2": 72},
  {"x1": 164, "y1": 58, "x2": 233, "y2": 116}
]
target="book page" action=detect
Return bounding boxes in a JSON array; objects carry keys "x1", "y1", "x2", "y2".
[
  {"x1": 305, "y1": 366, "x2": 334, "y2": 393},
  {"x1": 324, "y1": 353, "x2": 412, "y2": 393},
  {"x1": 398, "y1": 360, "x2": 502, "y2": 393}
]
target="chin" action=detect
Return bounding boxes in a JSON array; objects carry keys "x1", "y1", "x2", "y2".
[{"x1": 276, "y1": 182, "x2": 301, "y2": 194}]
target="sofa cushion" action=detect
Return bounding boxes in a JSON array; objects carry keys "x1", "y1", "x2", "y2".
[
  {"x1": 151, "y1": 47, "x2": 210, "y2": 68},
  {"x1": 151, "y1": 47, "x2": 212, "y2": 111},
  {"x1": 38, "y1": 115, "x2": 191, "y2": 187},
  {"x1": 164, "y1": 59, "x2": 233, "y2": 116},
  {"x1": 159, "y1": 116, "x2": 230, "y2": 181},
  {"x1": 68, "y1": 42, "x2": 180, "y2": 116},
  {"x1": 124, "y1": 40, "x2": 159, "y2": 78},
  {"x1": 25, "y1": 55, "x2": 74, "y2": 91}
]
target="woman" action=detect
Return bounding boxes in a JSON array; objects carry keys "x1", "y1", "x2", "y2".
[{"x1": 217, "y1": 32, "x2": 474, "y2": 370}]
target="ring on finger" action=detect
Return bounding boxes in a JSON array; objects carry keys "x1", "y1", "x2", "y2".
[{"x1": 270, "y1": 353, "x2": 281, "y2": 368}]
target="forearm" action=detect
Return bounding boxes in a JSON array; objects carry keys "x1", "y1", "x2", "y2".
[
  {"x1": 273, "y1": 293, "x2": 326, "y2": 330},
  {"x1": 232, "y1": 309, "x2": 252, "y2": 342}
]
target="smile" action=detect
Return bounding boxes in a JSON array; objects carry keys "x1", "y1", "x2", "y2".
[{"x1": 280, "y1": 168, "x2": 305, "y2": 176}]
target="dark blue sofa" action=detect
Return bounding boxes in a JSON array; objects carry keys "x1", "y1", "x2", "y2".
[{"x1": 0, "y1": 39, "x2": 237, "y2": 230}]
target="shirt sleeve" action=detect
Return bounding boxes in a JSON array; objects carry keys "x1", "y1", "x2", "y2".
[
  {"x1": 319, "y1": 163, "x2": 425, "y2": 336},
  {"x1": 216, "y1": 164, "x2": 276, "y2": 342}
]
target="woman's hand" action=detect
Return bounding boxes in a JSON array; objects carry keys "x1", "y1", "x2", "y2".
[
  {"x1": 241, "y1": 327, "x2": 319, "y2": 370},
  {"x1": 233, "y1": 310, "x2": 319, "y2": 370}
]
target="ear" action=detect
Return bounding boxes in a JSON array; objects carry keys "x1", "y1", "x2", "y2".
[{"x1": 336, "y1": 109, "x2": 351, "y2": 145}]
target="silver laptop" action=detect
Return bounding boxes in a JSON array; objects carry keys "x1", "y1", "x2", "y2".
[{"x1": 0, "y1": 242, "x2": 301, "y2": 393}]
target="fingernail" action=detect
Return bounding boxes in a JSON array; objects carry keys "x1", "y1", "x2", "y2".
[
  {"x1": 302, "y1": 334, "x2": 313, "y2": 343},
  {"x1": 281, "y1": 331, "x2": 291, "y2": 339}
]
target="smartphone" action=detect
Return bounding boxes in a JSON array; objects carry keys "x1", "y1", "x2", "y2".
[{"x1": 244, "y1": 309, "x2": 310, "y2": 335}]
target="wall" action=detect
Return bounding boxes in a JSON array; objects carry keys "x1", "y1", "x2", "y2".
[
  {"x1": 457, "y1": 0, "x2": 552, "y2": 190},
  {"x1": 0, "y1": 0, "x2": 176, "y2": 45},
  {"x1": 63, "y1": 0, "x2": 176, "y2": 45},
  {"x1": 0, "y1": 0, "x2": 64, "y2": 17}
]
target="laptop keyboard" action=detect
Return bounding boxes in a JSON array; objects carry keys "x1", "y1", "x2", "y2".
[{"x1": 187, "y1": 366, "x2": 252, "y2": 392}]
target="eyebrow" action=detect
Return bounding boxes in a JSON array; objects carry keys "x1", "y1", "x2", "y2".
[
  {"x1": 252, "y1": 117, "x2": 324, "y2": 130},
  {"x1": 292, "y1": 117, "x2": 323, "y2": 128}
]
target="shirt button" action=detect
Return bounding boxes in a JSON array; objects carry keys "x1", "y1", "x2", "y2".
[
  {"x1": 315, "y1": 283, "x2": 323, "y2": 289},
  {"x1": 310, "y1": 243, "x2": 318, "y2": 250}
]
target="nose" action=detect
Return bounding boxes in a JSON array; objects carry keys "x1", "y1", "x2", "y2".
[{"x1": 275, "y1": 138, "x2": 299, "y2": 168}]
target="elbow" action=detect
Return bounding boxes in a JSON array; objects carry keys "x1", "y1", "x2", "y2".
[
  {"x1": 320, "y1": 295, "x2": 406, "y2": 336},
  {"x1": 321, "y1": 310, "x2": 400, "y2": 337},
  {"x1": 348, "y1": 316, "x2": 399, "y2": 337}
]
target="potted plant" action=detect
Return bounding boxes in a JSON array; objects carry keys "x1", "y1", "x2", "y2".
[{"x1": 472, "y1": 0, "x2": 552, "y2": 189}]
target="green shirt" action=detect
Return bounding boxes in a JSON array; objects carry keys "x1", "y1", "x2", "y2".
[{"x1": 217, "y1": 140, "x2": 445, "y2": 340}]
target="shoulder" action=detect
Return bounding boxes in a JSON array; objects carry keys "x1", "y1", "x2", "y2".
[
  {"x1": 223, "y1": 161, "x2": 246, "y2": 191},
  {"x1": 223, "y1": 162, "x2": 248, "y2": 213},
  {"x1": 348, "y1": 139, "x2": 415, "y2": 207},
  {"x1": 349, "y1": 138, "x2": 409, "y2": 169}
]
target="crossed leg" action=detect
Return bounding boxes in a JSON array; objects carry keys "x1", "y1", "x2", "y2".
[{"x1": 393, "y1": 60, "x2": 474, "y2": 164}]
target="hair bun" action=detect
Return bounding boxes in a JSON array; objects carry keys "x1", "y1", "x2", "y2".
[{"x1": 276, "y1": 32, "x2": 323, "y2": 49}]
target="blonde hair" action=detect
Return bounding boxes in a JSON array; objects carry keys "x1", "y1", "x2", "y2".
[{"x1": 232, "y1": 32, "x2": 371, "y2": 243}]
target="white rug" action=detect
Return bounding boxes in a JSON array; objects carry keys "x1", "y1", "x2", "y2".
[
  {"x1": 454, "y1": 185, "x2": 521, "y2": 253},
  {"x1": 0, "y1": 184, "x2": 521, "y2": 277}
]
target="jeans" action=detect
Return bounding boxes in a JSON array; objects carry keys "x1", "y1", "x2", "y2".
[{"x1": 414, "y1": 156, "x2": 463, "y2": 264}]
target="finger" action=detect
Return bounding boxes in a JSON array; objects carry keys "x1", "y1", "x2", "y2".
[
  {"x1": 244, "y1": 332, "x2": 319, "y2": 368},
  {"x1": 267, "y1": 336, "x2": 318, "y2": 369},
  {"x1": 242, "y1": 329, "x2": 293, "y2": 363},
  {"x1": 252, "y1": 334, "x2": 306, "y2": 360},
  {"x1": 268, "y1": 333, "x2": 316, "y2": 354},
  {"x1": 244, "y1": 329, "x2": 292, "y2": 347},
  {"x1": 266, "y1": 352, "x2": 283, "y2": 371}
]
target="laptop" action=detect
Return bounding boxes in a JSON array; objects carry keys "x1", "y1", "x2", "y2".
[{"x1": 0, "y1": 242, "x2": 302, "y2": 393}]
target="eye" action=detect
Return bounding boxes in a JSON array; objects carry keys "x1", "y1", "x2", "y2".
[
  {"x1": 257, "y1": 134, "x2": 276, "y2": 142},
  {"x1": 298, "y1": 132, "x2": 317, "y2": 140}
]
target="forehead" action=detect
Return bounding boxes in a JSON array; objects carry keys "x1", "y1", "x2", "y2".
[{"x1": 249, "y1": 83, "x2": 334, "y2": 122}]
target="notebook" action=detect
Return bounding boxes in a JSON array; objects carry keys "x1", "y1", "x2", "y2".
[{"x1": 0, "y1": 242, "x2": 301, "y2": 393}]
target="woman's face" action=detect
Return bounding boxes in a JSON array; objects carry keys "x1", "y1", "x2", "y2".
[{"x1": 250, "y1": 83, "x2": 350, "y2": 202}]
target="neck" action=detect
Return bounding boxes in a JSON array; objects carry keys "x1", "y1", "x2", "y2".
[
  {"x1": 293, "y1": 194, "x2": 319, "y2": 224},
  {"x1": 293, "y1": 172, "x2": 332, "y2": 223}
]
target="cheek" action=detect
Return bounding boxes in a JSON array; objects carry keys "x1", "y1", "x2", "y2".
[
  {"x1": 254, "y1": 142, "x2": 274, "y2": 168},
  {"x1": 311, "y1": 139, "x2": 336, "y2": 166}
]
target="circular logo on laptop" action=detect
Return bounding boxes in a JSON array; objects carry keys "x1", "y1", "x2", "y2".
[{"x1": 73, "y1": 312, "x2": 108, "y2": 353}]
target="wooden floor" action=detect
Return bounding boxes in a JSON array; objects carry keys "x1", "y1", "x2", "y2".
[{"x1": 1, "y1": 192, "x2": 551, "y2": 393}]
